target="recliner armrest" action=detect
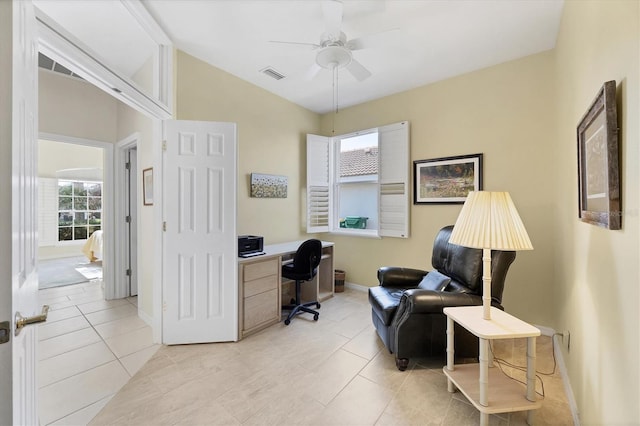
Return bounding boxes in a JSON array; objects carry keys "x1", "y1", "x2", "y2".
[
  {"x1": 400, "y1": 289, "x2": 480, "y2": 314},
  {"x1": 377, "y1": 267, "x2": 428, "y2": 287}
]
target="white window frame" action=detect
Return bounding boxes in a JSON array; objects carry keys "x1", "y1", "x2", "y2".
[
  {"x1": 57, "y1": 179, "x2": 103, "y2": 242},
  {"x1": 306, "y1": 121, "x2": 410, "y2": 238}
]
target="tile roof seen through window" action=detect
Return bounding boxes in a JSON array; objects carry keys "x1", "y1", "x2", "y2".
[{"x1": 340, "y1": 147, "x2": 378, "y2": 177}]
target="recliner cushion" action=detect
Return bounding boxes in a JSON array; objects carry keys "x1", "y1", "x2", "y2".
[
  {"x1": 369, "y1": 286, "x2": 404, "y2": 326},
  {"x1": 417, "y1": 270, "x2": 451, "y2": 291},
  {"x1": 431, "y1": 225, "x2": 483, "y2": 292}
]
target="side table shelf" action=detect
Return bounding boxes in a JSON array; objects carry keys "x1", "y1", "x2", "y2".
[{"x1": 443, "y1": 306, "x2": 542, "y2": 426}]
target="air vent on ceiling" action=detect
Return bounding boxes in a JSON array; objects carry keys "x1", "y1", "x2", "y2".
[
  {"x1": 38, "y1": 52, "x2": 84, "y2": 80},
  {"x1": 260, "y1": 67, "x2": 286, "y2": 81}
]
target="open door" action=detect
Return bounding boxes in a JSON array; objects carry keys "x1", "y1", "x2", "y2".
[
  {"x1": 0, "y1": 0, "x2": 41, "y2": 423},
  {"x1": 162, "y1": 120, "x2": 237, "y2": 344},
  {"x1": 126, "y1": 147, "x2": 138, "y2": 296}
]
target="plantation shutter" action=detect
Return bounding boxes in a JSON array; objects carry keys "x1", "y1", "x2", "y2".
[
  {"x1": 307, "y1": 134, "x2": 331, "y2": 233},
  {"x1": 378, "y1": 121, "x2": 410, "y2": 238},
  {"x1": 38, "y1": 177, "x2": 59, "y2": 246}
]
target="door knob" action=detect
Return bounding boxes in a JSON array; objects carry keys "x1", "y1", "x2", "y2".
[{"x1": 15, "y1": 305, "x2": 49, "y2": 336}]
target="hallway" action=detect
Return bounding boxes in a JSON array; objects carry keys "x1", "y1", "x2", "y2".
[{"x1": 37, "y1": 281, "x2": 159, "y2": 425}]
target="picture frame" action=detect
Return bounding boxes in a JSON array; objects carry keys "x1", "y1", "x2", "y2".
[
  {"x1": 250, "y1": 173, "x2": 288, "y2": 198},
  {"x1": 413, "y1": 153, "x2": 483, "y2": 204},
  {"x1": 577, "y1": 80, "x2": 620, "y2": 229},
  {"x1": 143, "y1": 167, "x2": 154, "y2": 206}
]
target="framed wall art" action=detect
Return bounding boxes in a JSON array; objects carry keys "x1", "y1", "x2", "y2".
[
  {"x1": 143, "y1": 167, "x2": 154, "y2": 206},
  {"x1": 413, "y1": 153, "x2": 483, "y2": 204},
  {"x1": 250, "y1": 173, "x2": 288, "y2": 198},
  {"x1": 577, "y1": 80, "x2": 620, "y2": 230}
]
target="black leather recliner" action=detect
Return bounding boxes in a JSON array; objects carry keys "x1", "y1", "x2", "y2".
[{"x1": 368, "y1": 225, "x2": 516, "y2": 371}]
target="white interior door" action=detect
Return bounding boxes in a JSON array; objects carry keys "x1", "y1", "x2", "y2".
[
  {"x1": 0, "y1": 0, "x2": 40, "y2": 424},
  {"x1": 163, "y1": 120, "x2": 237, "y2": 344},
  {"x1": 127, "y1": 148, "x2": 138, "y2": 296}
]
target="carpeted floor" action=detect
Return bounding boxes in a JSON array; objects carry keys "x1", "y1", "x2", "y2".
[{"x1": 38, "y1": 256, "x2": 103, "y2": 289}]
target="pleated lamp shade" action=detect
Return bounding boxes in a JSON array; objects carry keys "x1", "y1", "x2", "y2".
[{"x1": 449, "y1": 191, "x2": 533, "y2": 251}]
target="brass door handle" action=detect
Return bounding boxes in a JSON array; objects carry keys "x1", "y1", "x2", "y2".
[{"x1": 15, "y1": 305, "x2": 49, "y2": 336}]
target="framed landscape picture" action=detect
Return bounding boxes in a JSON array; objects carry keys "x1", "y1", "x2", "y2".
[
  {"x1": 413, "y1": 153, "x2": 483, "y2": 204},
  {"x1": 250, "y1": 173, "x2": 288, "y2": 198},
  {"x1": 577, "y1": 80, "x2": 620, "y2": 229}
]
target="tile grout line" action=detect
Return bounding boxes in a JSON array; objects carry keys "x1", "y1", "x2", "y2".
[{"x1": 38, "y1": 282, "x2": 151, "y2": 425}]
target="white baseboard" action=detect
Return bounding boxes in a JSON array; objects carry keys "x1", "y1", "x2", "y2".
[
  {"x1": 533, "y1": 324, "x2": 580, "y2": 425},
  {"x1": 138, "y1": 308, "x2": 153, "y2": 327},
  {"x1": 344, "y1": 281, "x2": 369, "y2": 292}
]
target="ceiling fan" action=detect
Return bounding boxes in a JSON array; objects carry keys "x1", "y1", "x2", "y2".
[{"x1": 271, "y1": 0, "x2": 394, "y2": 82}]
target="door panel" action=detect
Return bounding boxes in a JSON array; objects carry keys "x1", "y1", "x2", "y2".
[
  {"x1": 0, "y1": 0, "x2": 40, "y2": 424},
  {"x1": 163, "y1": 120, "x2": 237, "y2": 344}
]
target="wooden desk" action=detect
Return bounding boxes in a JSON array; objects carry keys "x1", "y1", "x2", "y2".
[{"x1": 237, "y1": 241, "x2": 334, "y2": 339}]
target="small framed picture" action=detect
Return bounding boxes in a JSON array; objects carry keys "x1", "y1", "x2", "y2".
[
  {"x1": 577, "y1": 80, "x2": 620, "y2": 229},
  {"x1": 250, "y1": 173, "x2": 288, "y2": 198},
  {"x1": 413, "y1": 154, "x2": 483, "y2": 204},
  {"x1": 143, "y1": 167, "x2": 154, "y2": 206}
]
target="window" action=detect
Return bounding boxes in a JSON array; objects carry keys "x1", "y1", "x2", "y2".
[
  {"x1": 307, "y1": 121, "x2": 410, "y2": 238},
  {"x1": 58, "y1": 180, "x2": 102, "y2": 241}
]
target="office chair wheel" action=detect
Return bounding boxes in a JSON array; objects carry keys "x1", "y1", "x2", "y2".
[
  {"x1": 316, "y1": 303, "x2": 321, "y2": 309},
  {"x1": 284, "y1": 319, "x2": 291, "y2": 325},
  {"x1": 313, "y1": 314, "x2": 319, "y2": 321}
]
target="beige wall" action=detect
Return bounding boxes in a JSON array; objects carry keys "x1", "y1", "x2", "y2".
[
  {"x1": 319, "y1": 52, "x2": 558, "y2": 328},
  {"x1": 554, "y1": 1, "x2": 639, "y2": 423},
  {"x1": 175, "y1": 51, "x2": 320, "y2": 244},
  {"x1": 38, "y1": 140, "x2": 103, "y2": 178},
  {"x1": 39, "y1": 70, "x2": 117, "y2": 142}
]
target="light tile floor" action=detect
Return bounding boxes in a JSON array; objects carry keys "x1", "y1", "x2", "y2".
[
  {"x1": 38, "y1": 281, "x2": 160, "y2": 425},
  {"x1": 91, "y1": 287, "x2": 574, "y2": 425}
]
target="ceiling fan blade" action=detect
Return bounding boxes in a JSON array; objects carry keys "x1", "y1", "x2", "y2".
[
  {"x1": 346, "y1": 58, "x2": 372, "y2": 82},
  {"x1": 269, "y1": 40, "x2": 320, "y2": 49},
  {"x1": 346, "y1": 28, "x2": 400, "y2": 51},
  {"x1": 304, "y1": 63, "x2": 323, "y2": 80},
  {"x1": 322, "y1": 0, "x2": 343, "y2": 39}
]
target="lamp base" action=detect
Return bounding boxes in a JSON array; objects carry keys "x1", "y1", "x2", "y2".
[{"x1": 482, "y1": 248, "x2": 492, "y2": 320}]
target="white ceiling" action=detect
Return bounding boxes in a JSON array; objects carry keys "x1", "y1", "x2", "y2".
[{"x1": 144, "y1": 0, "x2": 565, "y2": 114}]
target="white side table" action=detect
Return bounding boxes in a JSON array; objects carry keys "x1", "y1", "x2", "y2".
[{"x1": 443, "y1": 306, "x2": 542, "y2": 426}]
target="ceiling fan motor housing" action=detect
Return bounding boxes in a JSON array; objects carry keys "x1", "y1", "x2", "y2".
[{"x1": 316, "y1": 45, "x2": 353, "y2": 69}]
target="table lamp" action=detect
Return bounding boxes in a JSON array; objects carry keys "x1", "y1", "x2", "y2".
[{"x1": 449, "y1": 191, "x2": 533, "y2": 320}]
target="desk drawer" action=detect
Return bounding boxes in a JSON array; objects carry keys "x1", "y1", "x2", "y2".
[
  {"x1": 244, "y1": 288, "x2": 278, "y2": 330},
  {"x1": 244, "y1": 274, "x2": 278, "y2": 298},
  {"x1": 243, "y1": 258, "x2": 279, "y2": 281}
]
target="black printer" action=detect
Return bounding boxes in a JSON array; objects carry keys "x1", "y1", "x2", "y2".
[{"x1": 238, "y1": 235, "x2": 264, "y2": 257}]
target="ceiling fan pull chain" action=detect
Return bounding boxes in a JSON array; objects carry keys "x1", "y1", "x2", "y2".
[{"x1": 334, "y1": 65, "x2": 339, "y2": 114}]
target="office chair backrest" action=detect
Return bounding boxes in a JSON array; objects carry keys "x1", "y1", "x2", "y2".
[{"x1": 291, "y1": 239, "x2": 323, "y2": 279}]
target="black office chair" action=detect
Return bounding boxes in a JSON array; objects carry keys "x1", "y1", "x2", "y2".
[{"x1": 281, "y1": 239, "x2": 323, "y2": 325}]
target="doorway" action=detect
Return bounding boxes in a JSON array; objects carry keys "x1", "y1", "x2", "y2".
[
  {"x1": 36, "y1": 68, "x2": 157, "y2": 424},
  {"x1": 37, "y1": 138, "x2": 106, "y2": 290},
  {"x1": 115, "y1": 134, "x2": 140, "y2": 299}
]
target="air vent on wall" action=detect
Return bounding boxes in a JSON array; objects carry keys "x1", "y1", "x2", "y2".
[
  {"x1": 38, "y1": 52, "x2": 84, "y2": 80},
  {"x1": 260, "y1": 67, "x2": 286, "y2": 81}
]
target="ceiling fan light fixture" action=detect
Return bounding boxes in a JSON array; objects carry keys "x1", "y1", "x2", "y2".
[{"x1": 316, "y1": 45, "x2": 352, "y2": 70}]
